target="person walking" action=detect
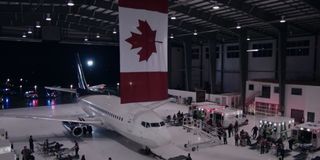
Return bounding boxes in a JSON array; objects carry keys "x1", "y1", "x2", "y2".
[
  {"x1": 288, "y1": 138, "x2": 294, "y2": 150},
  {"x1": 29, "y1": 136, "x2": 34, "y2": 152},
  {"x1": 251, "y1": 125, "x2": 258, "y2": 139}
]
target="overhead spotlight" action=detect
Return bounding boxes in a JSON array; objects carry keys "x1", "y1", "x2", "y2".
[
  {"x1": 96, "y1": 33, "x2": 100, "y2": 38},
  {"x1": 46, "y1": 13, "x2": 51, "y2": 21},
  {"x1": 236, "y1": 23, "x2": 241, "y2": 29},
  {"x1": 193, "y1": 30, "x2": 198, "y2": 36},
  {"x1": 246, "y1": 37, "x2": 251, "y2": 41},
  {"x1": 112, "y1": 28, "x2": 117, "y2": 34},
  {"x1": 67, "y1": 0, "x2": 75, "y2": 6},
  {"x1": 170, "y1": 16, "x2": 176, "y2": 20},
  {"x1": 35, "y1": 21, "x2": 41, "y2": 28},
  {"x1": 170, "y1": 34, "x2": 174, "y2": 39},
  {"x1": 280, "y1": 16, "x2": 286, "y2": 23},
  {"x1": 84, "y1": 36, "x2": 88, "y2": 41},
  {"x1": 22, "y1": 33, "x2": 26, "y2": 38},
  {"x1": 27, "y1": 28, "x2": 32, "y2": 34},
  {"x1": 213, "y1": 2, "x2": 220, "y2": 10}
]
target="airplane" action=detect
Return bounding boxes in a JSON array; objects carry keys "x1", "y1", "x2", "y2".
[{"x1": 0, "y1": 54, "x2": 172, "y2": 149}]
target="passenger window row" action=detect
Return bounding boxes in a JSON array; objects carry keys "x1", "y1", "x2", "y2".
[
  {"x1": 141, "y1": 121, "x2": 165, "y2": 128},
  {"x1": 105, "y1": 110, "x2": 123, "y2": 121}
]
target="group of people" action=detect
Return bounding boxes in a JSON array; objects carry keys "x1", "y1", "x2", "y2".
[{"x1": 167, "y1": 110, "x2": 184, "y2": 125}]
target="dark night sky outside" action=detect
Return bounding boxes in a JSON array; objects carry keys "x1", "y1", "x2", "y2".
[{"x1": 0, "y1": 41, "x2": 120, "y2": 90}]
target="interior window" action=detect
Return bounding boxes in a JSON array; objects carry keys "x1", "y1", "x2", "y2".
[
  {"x1": 160, "y1": 121, "x2": 165, "y2": 126},
  {"x1": 141, "y1": 121, "x2": 146, "y2": 127},
  {"x1": 146, "y1": 123, "x2": 150, "y2": 128}
]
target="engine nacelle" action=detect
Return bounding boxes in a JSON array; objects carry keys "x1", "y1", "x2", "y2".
[{"x1": 62, "y1": 121, "x2": 83, "y2": 137}]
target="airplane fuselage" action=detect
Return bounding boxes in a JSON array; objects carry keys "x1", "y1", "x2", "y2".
[{"x1": 78, "y1": 94, "x2": 171, "y2": 148}]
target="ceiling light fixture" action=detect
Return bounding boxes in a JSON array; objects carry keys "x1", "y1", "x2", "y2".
[
  {"x1": 46, "y1": 13, "x2": 51, "y2": 21},
  {"x1": 112, "y1": 28, "x2": 117, "y2": 34},
  {"x1": 193, "y1": 30, "x2": 198, "y2": 36},
  {"x1": 35, "y1": 21, "x2": 41, "y2": 28},
  {"x1": 27, "y1": 28, "x2": 32, "y2": 34},
  {"x1": 236, "y1": 23, "x2": 241, "y2": 29},
  {"x1": 67, "y1": 0, "x2": 75, "y2": 6},
  {"x1": 22, "y1": 33, "x2": 26, "y2": 38},
  {"x1": 96, "y1": 33, "x2": 100, "y2": 38},
  {"x1": 280, "y1": 16, "x2": 286, "y2": 23},
  {"x1": 170, "y1": 34, "x2": 174, "y2": 39},
  {"x1": 213, "y1": 2, "x2": 220, "y2": 10},
  {"x1": 170, "y1": 16, "x2": 176, "y2": 20},
  {"x1": 246, "y1": 37, "x2": 251, "y2": 41},
  {"x1": 84, "y1": 36, "x2": 88, "y2": 41}
]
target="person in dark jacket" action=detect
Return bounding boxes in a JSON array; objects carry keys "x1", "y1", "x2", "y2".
[
  {"x1": 252, "y1": 125, "x2": 259, "y2": 139},
  {"x1": 234, "y1": 120, "x2": 239, "y2": 133},
  {"x1": 29, "y1": 136, "x2": 34, "y2": 152},
  {"x1": 227, "y1": 123, "x2": 233, "y2": 137},
  {"x1": 288, "y1": 138, "x2": 294, "y2": 150},
  {"x1": 223, "y1": 131, "x2": 228, "y2": 144},
  {"x1": 81, "y1": 155, "x2": 86, "y2": 160},
  {"x1": 235, "y1": 133, "x2": 239, "y2": 146},
  {"x1": 74, "y1": 140, "x2": 79, "y2": 157}
]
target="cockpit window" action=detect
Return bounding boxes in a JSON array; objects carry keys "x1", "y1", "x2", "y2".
[
  {"x1": 141, "y1": 121, "x2": 164, "y2": 128},
  {"x1": 151, "y1": 123, "x2": 160, "y2": 127}
]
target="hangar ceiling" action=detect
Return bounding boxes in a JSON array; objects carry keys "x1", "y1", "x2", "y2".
[{"x1": 0, "y1": 0, "x2": 319, "y2": 45}]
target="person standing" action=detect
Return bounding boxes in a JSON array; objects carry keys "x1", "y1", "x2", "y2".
[
  {"x1": 108, "y1": 157, "x2": 112, "y2": 160},
  {"x1": 74, "y1": 140, "x2": 79, "y2": 157},
  {"x1": 29, "y1": 136, "x2": 34, "y2": 152},
  {"x1": 280, "y1": 144, "x2": 285, "y2": 160},
  {"x1": 21, "y1": 146, "x2": 31, "y2": 160},
  {"x1": 227, "y1": 123, "x2": 233, "y2": 138},
  {"x1": 252, "y1": 125, "x2": 259, "y2": 139},
  {"x1": 288, "y1": 138, "x2": 294, "y2": 150},
  {"x1": 81, "y1": 155, "x2": 86, "y2": 160},
  {"x1": 235, "y1": 133, "x2": 239, "y2": 146},
  {"x1": 223, "y1": 131, "x2": 227, "y2": 144},
  {"x1": 234, "y1": 120, "x2": 239, "y2": 133},
  {"x1": 186, "y1": 153, "x2": 192, "y2": 160}
]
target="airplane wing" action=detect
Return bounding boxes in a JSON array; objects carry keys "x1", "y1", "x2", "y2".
[
  {"x1": 0, "y1": 103, "x2": 102, "y2": 125},
  {"x1": 45, "y1": 86, "x2": 77, "y2": 93}
]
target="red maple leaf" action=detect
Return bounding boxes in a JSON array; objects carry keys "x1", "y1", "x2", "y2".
[{"x1": 126, "y1": 20, "x2": 161, "y2": 61}]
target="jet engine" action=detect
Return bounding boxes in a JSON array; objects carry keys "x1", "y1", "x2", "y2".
[{"x1": 62, "y1": 121, "x2": 84, "y2": 137}]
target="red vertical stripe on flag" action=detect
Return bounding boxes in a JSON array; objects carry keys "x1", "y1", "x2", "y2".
[
  {"x1": 120, "y1": 72, "x2": 168, "y2": 103},
  {"x1": 119, "y1": 0, "x2": 168, "y2": 14}
]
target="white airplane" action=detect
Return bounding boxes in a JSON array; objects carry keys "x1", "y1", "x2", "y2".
[{"x1": 0, "y1": 55, "x2": 171, "y2": 149}]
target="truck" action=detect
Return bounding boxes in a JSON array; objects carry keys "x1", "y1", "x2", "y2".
[{"x1": 292, "y1": 122, "x2": 320, "y2": 150}]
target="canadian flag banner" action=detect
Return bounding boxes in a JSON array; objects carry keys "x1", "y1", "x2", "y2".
[{"x1": 119, "y1": 0, "x2": 168, "y2": 103}]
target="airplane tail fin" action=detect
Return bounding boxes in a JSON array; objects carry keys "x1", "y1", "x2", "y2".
[{"x1": 76, "y1": 53, "x2": 89, "y2": 90}]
